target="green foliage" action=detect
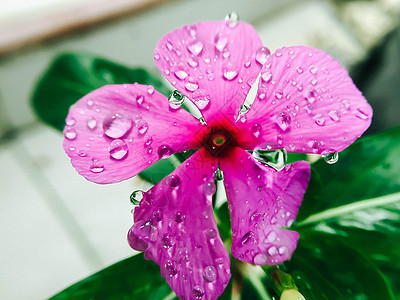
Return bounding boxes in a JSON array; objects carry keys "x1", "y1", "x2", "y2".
[{"x1": 31, "y1": 53, "x2": 170, "y2": 132}]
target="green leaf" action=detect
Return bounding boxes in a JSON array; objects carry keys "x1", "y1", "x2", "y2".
[
  {"x1": 294, "y1": 127, "x2": 400, "y2": 298},
  {"x1": 31, "y1": 52, "x2": 171, "y2": 132},
  {"x1": 51, "y1": 253, "x2": 176, "y2": 300},
  {"x1": 286, "y1": 232, "x2": 393, "y2": 300}
]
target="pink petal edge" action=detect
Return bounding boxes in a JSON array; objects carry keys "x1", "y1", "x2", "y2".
[
  {"x1": 244, "y1": 46, "x2": 372, "y2": 154},
  {"x1": 63, "y1": 83, "x2": 201, "y2": 184},
  {"x1": 154, "y1": 20, "x2": 264, "y2": 121},
  {"x1": 129, "y1": 149, "x2": 230, "y2": 300},
  {"x1": 220, "y1": 148, "x2": 310, "y2": 265}
]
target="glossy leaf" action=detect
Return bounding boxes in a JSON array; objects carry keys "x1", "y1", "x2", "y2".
[
  {"x1": 32, "y1": 53, "x2": 171, "y2": 132},
  {"x1": 286, "y1": 232, "x2": 393, "y2": 300},
  {"x1": 294, "y1": 127, "x2": 400, "y2": 298},
  {"x1": 51, "y1": 253, "x2": 176, "y2": 300}
]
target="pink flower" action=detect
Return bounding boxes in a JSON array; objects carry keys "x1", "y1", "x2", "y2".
[{"x1": 63, "y1": 19, "x2": 372, "y2": 299}]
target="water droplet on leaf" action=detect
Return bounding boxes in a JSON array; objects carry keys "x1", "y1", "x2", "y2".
[{"x1": 322, "y1": 151, "x2": 339, "y2": 164}]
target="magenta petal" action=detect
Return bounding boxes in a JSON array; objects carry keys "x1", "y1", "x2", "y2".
[
  {"x1": 154, "y1": 21, "x2": 263, "y2": 120},
  {"x1": 63, "y1": 84, "x2": 201, "y2": 184},
  {"x1": 244, "y1": 46, "x2": 372, "y2": 154},
  {"x1": 220, "y1": 148, "x2": 310, "y2": 265},
  {"x1": 129, "y1": 149, "x2": 230, "y2": 299}
]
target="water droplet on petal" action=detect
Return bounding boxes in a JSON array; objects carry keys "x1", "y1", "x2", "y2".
[
  {"x1": 203, "y1": 265, "x2": 217, "y2": 282},
  {"x1": 322, "y1": 151, "x2": 339, "y2": 164},
  {"x1": 184, "y1": 76, "x2": 199, "y2": 91},
  {"x1": 89, "y1": 161, "x2": 105, "y2": 173},
  {"x1": 328, "y1": 110, "x2": 340, "y2": 121},
  {"x1": 244, "y1": 61, "x2": 251, "y2": 68},
  {"x1": 204, "y1": 182, "x2": 216, "y2": 195},
  {"x1": 164, "y1": 260, "x2": 177, "y2": 277},
  {"x1": 174, "y1": 69, "x2": 188, "y2": 80},
  {"x1": 253, "y1": 148, "x2": 287, "y2": 171},
  {"x1": 166, "y1": 174, "x2": 181, "y2": 188},
  {"x1": 255, "y1": 47, "x2": 271, "y2": 65},
  {"x1": 187, "y1": 40, "x2": 203, "y2": 56},
  {"x1": 153, "y1": 208, "x2": 163, "y2": 221},
  {"x1": 215, "y1": 168, "x2": 224, "y2": 181},
  {"x1": 175, "y1": 212, "x2": 185, "y2": 223},
  {"x1": 268, "y1": 246, "x2": 278, "y2": 256},
  {"x1": 310, "y1": 78, "x2": 318, "y2": 86},
  {"x1": 192, "y1": 286, "x2": 205, "y2": 299},
  {"x1": 206, "y1": 228, "x2": 217, "y2": 239},
  {"x1": 64, "y1": 128, "x2": 77, "y2": 140},
  {"x1": 136, "y1": 93, "x2": 145, "y2": 105},
  {"x1": 103, "y1": 113, "x2": 132, "y2": 138},
  {"x1": 222, "y1": 60, "x2": 238, "y2": 81},
  {"x1": 309, "y1": 65, "x2": 318, "y2": 74},
  {"x1": 192, "y1": 89, "x2": 210, "y2": 110},
  {"x1": 296, "y1": 66, "x2": 304, "y2": 74},
  {"x1": 251, "y1": 123, "x2": 262, "y2": 138},
  {"x1": 314, "y1": 114, "x2": 326, "y2": 126},
  {"x1": 225, "y1": 12, "x2": 239, "y2": 28},
  {"x1": 66, "y1": 117, "x2": 76, "y2": 126},
  {"x1": 107, "y1": 139, "x2": 128, "y2": 159},
  {"x1": 275, "y1": 111, "x2": 291, "y2": 132},
  {"x1": 279, "y1": 246, "x2": 288, "y2": 255},
  {"x1": 147, "y1": 87, "x2": 155, "y2": 95},
  {"x1": 266, "y1": 231, "x2": 277, "y2": 242},
  {"x1": 241, "y1": 231, "x2": 255, "y2": 245},
  {"x1": 253, "y1": 253, "x2": 268, "y2": 265},
  {"x1": 169, "y1": 90, "x2": 185, "y2": 107},
  {"x1": 157, "y1": 145, "x2": 173, "y2": 159},
  {"x1": 214, "y1": 33, "x2": 228, "y2": 52},
  {"x1": 274, "y1": 90, "x2": 283, "y2": 99},
  {"x1": 135, "y1": 119, "x2": 149, "y2": 134},
  {"x1": 355, "y1": 107, "x2": 369, "y2": 120},
  {"x1": 130, "y1": 190, "x2": 144, "y2": 205}
]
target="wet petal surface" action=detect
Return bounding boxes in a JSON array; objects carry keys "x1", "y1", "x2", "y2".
[
  {"x1": 63, "y1": 84, "x2": 201, "y2": 184},
  {"x1": 154, "y1": 21, "x2": 263, "y2": 121},
  {"x1": 243, "y1": 46, "x2": 372, "y2": 154},
  {"x1": 129, "y1": 149, "x2": 230, "y2": 299},
  {"x1": 220, "y1": 148, "x2": 310, "y2": 265}
]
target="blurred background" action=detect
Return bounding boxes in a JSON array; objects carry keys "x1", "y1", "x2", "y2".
[{"x1": 0, "y1": 0, "x2": 399, "y2": 298}]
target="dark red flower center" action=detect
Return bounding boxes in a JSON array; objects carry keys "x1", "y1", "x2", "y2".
[{"x1": 202, "y1": 128, "x2": 236, "y2": 158}]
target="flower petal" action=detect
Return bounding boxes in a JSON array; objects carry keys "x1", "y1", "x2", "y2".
[
  {"x1": 220, "y1": 148, "x2": 310, "y2": 265},
  {"x1": 154, "y1": 21, "x2": 263, "y2": 120},
  {"x1": 244, "y1": 46, "x2": 372, "y2": 154},
  {"x1": 129, "y1": 149, "x2": 230, "y2": 299},
  {"x1": 63, "y1": 84, "x2": 201, "y2": 184}
]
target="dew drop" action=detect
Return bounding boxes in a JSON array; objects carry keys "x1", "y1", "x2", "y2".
[
  {"x1": 89, "y1": 161, "x2": 105, "y2": 173},
  {"x1": 328, "y1": 110, "x2": 340, "y2": 121},
  {"x1": 204, "y1": 182, "x2": 216, "y2": 195},
  {"x1": 309, "y1": 65, "x2": 318, "y2": 74},
  {"x1": 169, "y1": 90, "x2": 185, "y2": 107},
  {"x1": 103, "y1": 113, "x2": 132, "y2": 139},
  {"x1": 274, "y1": 90, "x2": 283, "y2": 99},
  {"x1": 241, "y1": 231, "x2": 255, "y2": 245},
  {"x1": 261, "y1": 71, "x2": 272, "y2": 83},
  {"x1": 275, "y1": 111, "x2": 291, "y2": 132},
  {"x1": 244, "y1": 61, "x2": 251, "y2": 68},
  {"x1": 192, "y1": 286, "x2": 205, "y2": 299},
  {"x1": 253, "y1": 253, "x2": 268, "y2": 265},
  {"x1": 222, "y1": 60, "x2": 238, "y2": 81},
  {"x1": 66, "y1": 117, "x2": 76, "y2": 126},
  {"x1": 296, "y1": 66, "x2": 304, "y2": 74},
  {"x1": 203, "y1": 266, "x2": 217, "y2": 282},
  {"x1": 64, "y1": 128, "x2": 77, "y2": 140},
  {"x1": 314, "y1": 114, "x2": 326, "y2": 126},
  {"x1": 144, "y1": 135, "x2": 153, "y2": 146},
  {"x1": 164, "y1": 260, "x2": 177, "y2": 277},
  {"x1": 355, "y1": 107, "x2": 369, "y2": 120},
  {"x1": 251, "y1": 123, "x2": 262, "y2": 138},
  {"x1": 86, "y1": 117, "x2": 97, "y2": 130},
  {"x1": 187, "y1": 40, "x2": 203, "y2": 56},
  {"x1": 161, "y1": 234, "x2": 175, "y2": 248},
  {"x1": 266, "y1": 231, "x2": 277, "y2": 242},
  {"x1": 279, "y1": 246, "x2": 288, "y2": 255},
  {"x1": 255, "y1": 47, "x2": 271, "y2": 65},
  {"x1": 322, "y1": 151, "x2": 339, "y2": 164},
  {"x1": 157, "y1": 145, "x2": 173, "y2": 159},
  {"x1": 199, "y1": 117, "x2": 207, "y2": 125},
  {"x1": 174, "y1": 69, "x2": 188, "y2": 80},
  {"x1": 135, "y1": 119, "x2": 149, "y2": 135},
  {"x1": 253, "y1": 148, "x2": 287, "y2": 171},
  {"x1": 153, "y1": 208, "x2": 163, "y2": 221},
  {"x1": 267, "y1": 246, "x2": 278, "y2": 256},
  {"x1": 166, "y1": 174, "x2": 181, "y2": 188},
  {"x1": 206, "y1": 228, "x2": 217, "y2": 239},
  {"x1": 214, "y1": 33, "x2": 228, "y2": 52},
  {"x1": 108, "y1": 139, "x2": 128, "y2": 160},
  {"x1": 310, "y1": 78, "x2": 318, "y2": 86},
  {"x1": 184, "y1": 76, "x2": 199, "y2": 91},
  {"x1": 192, "y1": 89, "x2": 210, "y2": 110},
  {"x1": 136, "y1": 93, "x2": 145, "y2": 105},
  {"x1": 225, "y1": 12, "x2": 239, "y2": 28},
  {"x1": 147, "y1": 87, "x2": 155, "y2": 95},
  {"x1": 215, "y1": 168, "x2": 224, "y2": 181},
  {"x1": 175, "y1": 212, "x2": 185, "y2": 223},
  {"x1": 130, "y1": 190, "x2": 144, "y2": 205},
  {"x1": 215, "y1": 258, "x2": 224, "y2": 264}
]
